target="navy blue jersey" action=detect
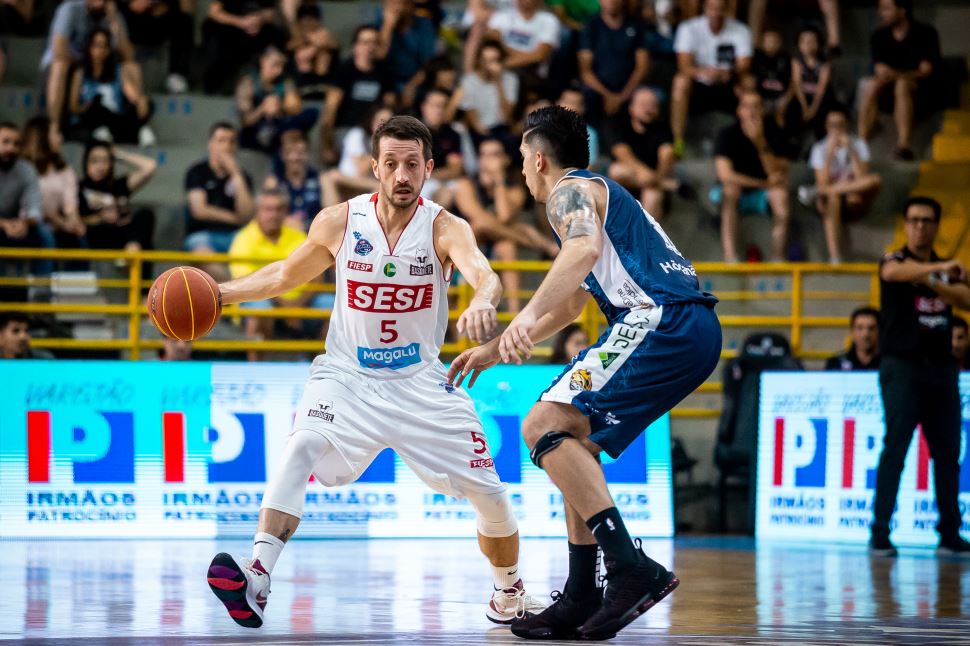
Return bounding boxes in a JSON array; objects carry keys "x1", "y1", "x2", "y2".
[{"x1": 550, "y1": 169, "x2": 717, "y2": 323}]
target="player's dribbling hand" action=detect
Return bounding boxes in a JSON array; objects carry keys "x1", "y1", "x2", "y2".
[
  {"x1": 457, "y1": 299, "x2": 497, "y2": 343},
  {"x1": 447, "y1": 338, "x2": 500, "y2": 388},
  {"x1": 500, "y1": 311, "x2": 537, "y2": 364}
]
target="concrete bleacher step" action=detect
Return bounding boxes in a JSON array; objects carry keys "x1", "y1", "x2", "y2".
[
  {"x1": 932, "y1": 134, "x2": 970, "y2": 162},
  {"x1": 915, "y1": 161, "x2": 970, "y2": 188}
]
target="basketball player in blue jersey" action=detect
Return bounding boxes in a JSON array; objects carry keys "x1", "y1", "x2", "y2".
[{"x1": 448, "y1": 106, "x2": 722, "y2": 640}]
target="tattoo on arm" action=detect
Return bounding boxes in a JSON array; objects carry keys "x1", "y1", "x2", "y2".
[{"x1": 548, "y1": 182, "x2": 599, "y2": 240}]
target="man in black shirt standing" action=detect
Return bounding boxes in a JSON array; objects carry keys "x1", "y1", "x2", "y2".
[
  {"x1": 871, "y1": 196, "x2": 970, "y2": 557},
  {"x1": 858, "y1": 0, "x2": 939, "y2": 160},
  {"x1": 825, "y1": 306, "x2": 881, "y2": 371}
]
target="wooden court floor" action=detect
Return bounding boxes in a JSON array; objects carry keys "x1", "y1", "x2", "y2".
[{"x1": 2, "y1": 537, "x2": 967, "y2": 644}]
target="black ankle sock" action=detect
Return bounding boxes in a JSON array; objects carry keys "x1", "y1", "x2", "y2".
[
  {"x1": 563, "y1": 542, "x2": 599, "y2": 598},
  {"x1": 586, "y1": 507, "x2": 638, "y2": 569}
]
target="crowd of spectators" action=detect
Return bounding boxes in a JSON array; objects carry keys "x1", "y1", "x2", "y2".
[{"x1": 0, "y1": 0, "x2": 950, "y2": 356}]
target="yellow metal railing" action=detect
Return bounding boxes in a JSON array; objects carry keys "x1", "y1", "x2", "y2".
[{"x1": 0, "y1": 249, "x2": 880, "y2": 418}]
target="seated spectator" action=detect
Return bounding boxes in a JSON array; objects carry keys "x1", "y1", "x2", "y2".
[
  {"x1": 751, "y1": 28, "x2": 792, "y2": 128},
  {"x1": 21, "y1": 116, "x2": 86, "y2": 252},
  {"x1": 791, "y1": 25, "x2": 832, "y2": 136},
  {"x1": 557, "y1": 86, "x2": 599, "y2": 164},
  {"x1": 578, "y1": 0, "x2": 650, "y2": 126},
  {"x1": 456, "y1": 39, "x2": 518, "y2": 143},
  {"x1": 67, "y1": 28, "x2": 156, "y2": 146},
  {"x1": 671, "y1": 0, "x2": 752, "y2": 154},
  {"x1": 229, "y1": 188, "x2": 328, "y2": 361},
  {"x1": 407, "y1": 55, "x2": 460, "y2": 113},
  {"x1": 202, "y1": 0, "x2": 286, "y2": 94},
  {"x1": 285, "y1": 0, "x2": 336, "y2": 51},
  {"x1": 550, "y1": 322, "x2": 589, "y2": 363},
  {"x1": 952, "y1": 316, "x2": 969, "y2": 370},
  {"x1": 184, "y1": 122, "x2": 254, "y2": 280},
  {"x1": 825, "y1": 306, "x2": 881, "y2": 370},
  {"x1": 322, "y1": 25, "x2": 395, "y2": 163},
  {"x1": 159, "y1": 337, "x2": 193, "y2": 360},
  {"x1": 40, "y1": 0, "x2": 135, "y2": 138},
  {"x1": 712, "y1": 91, "x2": 792, "y2": 262},
  {"x1": 321, "y1": 105, "x2": 392, "y2": 207},
  {"x1": 475, "y1": 0, "x2": 560, "y2": 91},
  {"x1": 291, "y1": 38, "x2": 338, "y2": 103},
  {"x1": 0, "y1": 312, "x2": 54, "y2": 359},
  {"x1": 78, "y1": 141, "x2": 156, "y2": 255},
  {"x1": 236, "y1": 45, "x2": 319, "y2": 155},
  {"x1": 608, "y1": 86, "x2": 674, "y2": 219},
  {"x1": 0, "y1": 122, "x2": 54, "y2": 276},
  {"x1": 858, "y1": 0, "x2": 939, "y2": 160},
  {"x1": 419, "y1": 88, "x2": 465, "y2": 208},
  {"x1": 802, "y1": 107, "x2": 881, "y2": 264},
  {"x1": 453, "y1": 138, "x2": 559, "y2": 312},
  {"x1": 266, "y1": 129, "x2": 322, "y2": 232},
  {"x1": 119, "y1": 0, "x2": 194, "y2": 94},
  {"x1": 374, "y1": 0, "x2": 436, "y2": 95}
]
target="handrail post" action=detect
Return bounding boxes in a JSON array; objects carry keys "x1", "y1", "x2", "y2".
[
  {"x1": 791, "y1": 267, "x2": 803, "y2": 353},
  {"x1": 458, "y1": 276, "x2": 472, "y2": 351},
  {"x1": 128, "y1": 252, "x2": 142, "y2": 360},
  {"x1": 869, "y1": 271, "x2": 880, "y2": 308}
]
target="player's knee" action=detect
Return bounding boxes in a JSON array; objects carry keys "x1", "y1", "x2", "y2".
[
  {"x1": 466, "y1": 488, "x2": 518, "y2": 538},
  {"x1": 528, "y1": 430, "x2": 574, "y2": 469},
  {"x1": 261, "y1": 430, "x2": 332, "y2": 518}
]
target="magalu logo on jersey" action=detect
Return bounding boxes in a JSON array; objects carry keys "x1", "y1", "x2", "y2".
[
  {"x1": 358, "y1": 343, "x2": 422, "y2": 370},
  {"x1": 569, "y1": 369, "x2": 592, "y2": 391},
  {"x1": 347, "y1": 260, "x2": 373, "y2": 272},
  {"x1": 383, "y1": 262, "x2": 397, "y2": 277},
  {"x1": 410, "y1": 248, "x2": 433, "y2": 276},
  {"x1": 347, "y1": 280, "x2": 434, "y2": 313},
  {"x1": 308, "y1": 399, "x2": 335, "y2": 422},
  {"x1": 352, "y1": 231, "x2": 374, "y2": 256}
]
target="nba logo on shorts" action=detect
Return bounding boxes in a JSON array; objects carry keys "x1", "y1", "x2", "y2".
[
  {"x1": 27, "y1": 410, "x2": 135, "y2": 483},
  {"x1": 162, "y1": 410, "x2": 267, "y2": 483},
  {"x1": 772, "y1": 417, "x2": 827, "y2": 488}
]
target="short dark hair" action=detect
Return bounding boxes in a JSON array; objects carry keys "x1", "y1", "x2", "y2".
[
  {"x1": 353, "y1": 24, "x2": 379, "y2": 44},
  {"x1": 422, "y1": 87, "x2": 450, "y2": 104},
  {"x1": 953, "y1": 316, "x2": 968, "y2": 333},
  {"x1": 904, "y1": 196, "x2": 942, "y2": 222},
  {"x1": 209, "y1": 121, "x2": 236, "y2": 139},
  {"x1": 0, "y1": 311, "x2": 29, "y2": 330},
  {"x1": 372, "y1": 115, "x2": 433, "y2": 162},
  {"x1": 797, "y1": 24, "x2": 823, "y2": 43},
  {"x1": 850, "y1": 306, "x2": 880, "y2": 327},
  {"x1": 892, "y1": 0, "x2": 913, "y2": 16},
  {"x1": 523, "y1": 106, "x2": 589, "y2": 170},
  {"x1": 0, "y1": 121, "x2": 19, "y2": 132},
  {"x1": 296, "y1": 2, "x2": 321, "y2": 20},
  {"x1": 476, "y1": 38, "x2": 506, "y2": 62}
]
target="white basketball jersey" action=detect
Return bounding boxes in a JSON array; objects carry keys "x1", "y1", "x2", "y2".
[{"x1": 324, "y1": 193, "x2": 451, "y2": 378}]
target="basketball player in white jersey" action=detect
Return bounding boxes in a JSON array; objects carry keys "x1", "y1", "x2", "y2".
[{"x1": 205, "y1": 116, "x2": 544, "y2": 628}]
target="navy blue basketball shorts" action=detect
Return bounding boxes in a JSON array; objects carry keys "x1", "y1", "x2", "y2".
[{"x1": 540, "y1": 302, "x2": 722, "y2": 458}]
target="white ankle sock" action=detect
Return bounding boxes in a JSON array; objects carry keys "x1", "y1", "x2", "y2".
[
  {"x1": 492, "y1": 564, "x2": 520, "y2": 590},
  {"x1": 252, "y1": 532, "x2": 284, "y2": 574}
]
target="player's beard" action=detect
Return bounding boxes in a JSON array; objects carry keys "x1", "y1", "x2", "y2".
[{"x1": 385, "y1": 182, "x2": 420, "y2": 210}]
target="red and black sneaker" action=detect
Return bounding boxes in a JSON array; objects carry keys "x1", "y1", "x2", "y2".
[
  {"x1": 207, "y1": 553, "x2": 270, "y2": 628},
  {"x1": 578, "y1": 540, "x2": 679, "y2": 641}
]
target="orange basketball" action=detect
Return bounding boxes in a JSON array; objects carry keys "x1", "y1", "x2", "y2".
[{"x1": 147, "y1": 267, "x2": 222, "y2": 341}]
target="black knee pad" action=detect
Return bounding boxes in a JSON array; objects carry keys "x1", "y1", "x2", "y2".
[{"x1": 530, "y1": 431, "x2": 574, "y2": 469}]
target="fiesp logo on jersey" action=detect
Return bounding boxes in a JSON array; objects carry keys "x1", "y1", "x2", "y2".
[
  {"x1": 161, "y1": 410, "x2": 267, "y2": 483},
  {"x1": 347, "y1": 280, "x2": 433, "y2": 313},
  {"x1": 27, "y1": 410, "x2": 135, "y2": 483}
]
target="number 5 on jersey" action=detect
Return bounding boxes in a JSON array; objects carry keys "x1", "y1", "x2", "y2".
[{"x1": 380, "y1": 320, "x2": 398, "y2": 343}]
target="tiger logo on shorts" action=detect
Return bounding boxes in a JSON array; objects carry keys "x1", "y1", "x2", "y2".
[{"x1": 569, "y1": 369, "x2": 592, "y2": 391}]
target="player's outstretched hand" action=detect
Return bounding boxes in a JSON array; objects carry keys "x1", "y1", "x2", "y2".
[
  {"x1": 500, "y1": 311, "x2": 536, "y2": 364},
  {"x1": 447, "y1": 338, "x2": 500, "y2": 388},
  {"x1": 457, "y1": 299, "x2": 498, "y2": 343}
]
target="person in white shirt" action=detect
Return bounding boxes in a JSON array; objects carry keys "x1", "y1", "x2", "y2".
[
  {"x1": 481, "y1": 0, "x2": 560, "y2": 81},
  {"x1": 802, "y1": 107, "x2": 881, "y2": 264},
  {"x1": 670, "y1": 0, "x2": 752, "y2": 153}
]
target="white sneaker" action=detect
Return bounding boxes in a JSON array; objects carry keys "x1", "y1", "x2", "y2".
[
  {"x1": 91, "y1": 126, "x2": 113, "y2": 143},
  {"x1": 486, "y1": 580, "x2": 547, "y2": 625},
  {"x1": 207, "y1": 553, "x2": 271, "y2": 628},
  {"x1": 166, "y1": 73, "x2": 188, "y2": 94},
  {"x1": 797, "y1": 185, "x2": 817, "y2": 207},
  {"x1": 138, "y1": 125, "x2": 157, "y2": 148}
]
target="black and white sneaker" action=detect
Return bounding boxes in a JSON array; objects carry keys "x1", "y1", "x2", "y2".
[
  {"x1": 578, "y1": 540, "x2": 679, "y2": 641},
  {"x1": 937, "y1": 535, "x2": 970, "y2": 558},
  {"x1": 869, "y1": 535, "x2": 898, "y2": 557},
  {"x1": 510, "y1": 587, "x2": 605, "y2": 640}
]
